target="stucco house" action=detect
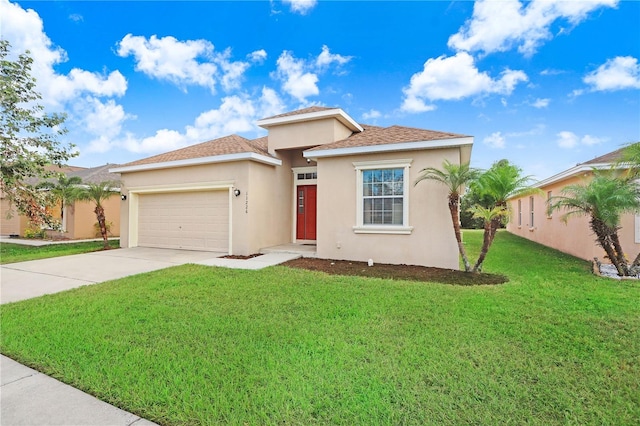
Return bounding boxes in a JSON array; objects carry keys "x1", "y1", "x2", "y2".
[
  {"x1": 0, "y1": 164, "x2": 121, "y2": 240},
  {"x1": 506, "y1": 148, "x2": 640, "y2": 262},
  {"x1": 111, "y1": 107, "x2": 473, "y2": 269}
]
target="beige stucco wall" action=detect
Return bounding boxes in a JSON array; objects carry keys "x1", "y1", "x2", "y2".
[
  {"x1": 0, "y1": 198, "x2": 27, "y2": 236},
  {"x1": 119, "y1": 160, "x2": 289, "y2": 255},
  {"x1": 506, "y1": 173, "x2": 640, "y2": 262},
  {"x1": 71, "y1": 195, "x2": 121, "y2": 239},
  {"x1": 315, "y1": 148, "x2": 461, "y2": 269},
  {"x1": 267, "y1": 118, "x2": 353, "y2": 153}
]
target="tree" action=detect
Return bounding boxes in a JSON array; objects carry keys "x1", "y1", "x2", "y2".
[
  {"x1": 616, "y1": 141, "x2": 640, "y2": 180},
  {"x1": 1, "y1": 40, "x2": 76, "y2": 227},
  {"x1": 37, "y1": 175, "x2": 83, "y2": 231},
  {"x1": 549, "y1": 169, "x2": 640, "y2": 276},
  {"x1": 415, "y1": 160, "x2": 481, "y2": 272},
  {"x1": 469, "y1": 160, "x2": 540, "y2": 272},
  {"x1": 79, "y1": 181, "x2": 119, "y2": 249}
]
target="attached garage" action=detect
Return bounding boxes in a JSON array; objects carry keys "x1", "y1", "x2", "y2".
[{"x1": 136, "y1": 190, "x2": 230, "y2": 252}]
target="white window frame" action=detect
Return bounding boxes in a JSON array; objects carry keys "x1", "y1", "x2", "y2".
[{"x1": 352, "y1": 159, "x2": 413, "y2": 234}]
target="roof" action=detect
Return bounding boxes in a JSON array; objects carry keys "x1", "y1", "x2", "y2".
[
  {"x1": 260, "y1": 106, "x2": 336, "y2": 121},
  {"x1": 114, "y1": 108, "x2": 472, "y2": 172},
  {"x1": 531, "y1": 147, "x2": 629, "y2": 190},
  {"x1": 307, "y1": 125, "x2": 469, "y2": 151},
  {"x1": 110, "y1": 134, "x2": 280, "y2": 173},
  {"x1": 120, "y1": 134, "x2": 274, "y2": 167},
  {"x1": 68, "y1": 164, "x2": 121, "y2": 184}
]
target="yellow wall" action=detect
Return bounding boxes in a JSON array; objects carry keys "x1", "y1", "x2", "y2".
[{"x1": 506, "y1": 172, "x2": 640, "y2": 262}]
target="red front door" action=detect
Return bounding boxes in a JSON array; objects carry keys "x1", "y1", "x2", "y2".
[{"x1": 296, "y1": 185, "x2": 317, "y2": 240}]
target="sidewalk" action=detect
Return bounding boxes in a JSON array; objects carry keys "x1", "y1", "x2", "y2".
[
  {"x1": 0, "y1": 236, "x2": 119, "y2": 247},
  {"x1": 1, "y1": 246, "x2": 300, "y2": 425}
]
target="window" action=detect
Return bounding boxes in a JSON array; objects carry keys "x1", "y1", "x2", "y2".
[
  {"x1": 529, "y1": 196, "x2": 535, "y2": 227},
  {"x1": 353, "y1": 159, "x2": 413, "y2": 234},
  {"x1": 518, "y1": 199, "x2": 522, "y2": 226},
  {"x1": 547, "y1": 191, "x2": 553, "y2": 218}
]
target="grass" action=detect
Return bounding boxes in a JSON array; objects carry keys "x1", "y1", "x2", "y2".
[
  {"x1": 0, "y1": 239, "x2": 120, "y2": 264},
  {"x1": 1, "y1": 230, "x2": 639, "y2": 425}
]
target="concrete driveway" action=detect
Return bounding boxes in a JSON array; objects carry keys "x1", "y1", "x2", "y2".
[{"x1": 0, "y1": 247, "x2": 225, "y2": 304}]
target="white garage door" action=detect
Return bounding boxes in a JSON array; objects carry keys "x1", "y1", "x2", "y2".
[{"x1": 137, "y1": 191, "x2": 229, "y2": 252}]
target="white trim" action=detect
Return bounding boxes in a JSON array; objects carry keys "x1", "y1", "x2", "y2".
[
  {"x1": 354, "y1": 159, "x2": 412, "y2": 233},
  {"x1": 304, "y1": 137, "x2": 474, "y2": 159},
  {"x1": 635, "y1": 215, "x2": 640, "y2": 244},
  {"x1": 110, "y1": 152, "x2": 281, "y2": 174},
  {"x1": 125, "y1": 182, "x2": 234, "y2": 254},
  {"x1": 257, "y1": 108, "x2": 363, "y2": 133},
  {"x1": 352, "y1": 226, "x2": 413, "y2": 235}
]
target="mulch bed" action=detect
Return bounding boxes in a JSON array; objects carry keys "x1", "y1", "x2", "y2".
[
  {"x1": 221, "y1": 254, "x2": 263, "y2": 260},
  {"x1": 282, "y1": 258, "x2": 508, "y2": 286}
]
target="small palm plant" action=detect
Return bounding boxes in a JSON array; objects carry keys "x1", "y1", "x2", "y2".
[
  {"x1": 38, "y1": 175, "x2": 83, "y2": 231},
  {"x1": 549, "y1": 169, "x2": 640, "y2": 276},
  {"x1": 470, "y1": 160, "x2": 540, "y2": 273},
  {"x1": 79, "y1": 180, "x2": 120, "y2": 249},
  {"x1": 415, "y1": 160, "x2": 481, "y2": 272}
]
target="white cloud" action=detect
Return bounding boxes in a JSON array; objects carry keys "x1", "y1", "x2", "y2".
[
  {"x1": 362, "y1": 109, "x2": 381, "y2": 121},
  {"x1": 274, "y1": 51, "x2": 319, "y2": 102},
  {"x1": 401, "y1": 52, "x2": 527, "y2": 113},
  {"x1": 0, "y1": 0, "x2": 127, "y2": 106},
  {"x1": 531, "y1": 98, "x2": 550, "y2": 108},
  {"x1": 316, "y1": 45, "x2": 352, "y2": 70},
  {"x1": 581, "y1": 135, "x2": 608, "y2": 146},
  {"x1": 117, "y1": 34, "x2": 251, "y2": 93},
  {"x1": 448, "y1": 0, "x2": 618, "y2": 56},
  {"x1": 557, "y1": 131, "x2": 579, "y2": 148},
  {"x1": 68, "y1": 13, "x2": 83, "y2": 22},
  {"x1": 82, "y1": 97, "x2": 135, "y2": 153},
  {"x1": 91, "y1": 87, "x2": 285, "y2": 155},
  {"x1": 483, "y1": 131, "x2": 506, "y2": 148},
  {"x1": 248, "y1": 49, "x2": 267, "y2": 63},
  {"x1": 583, "y1": 56, "x2": 640, "y2": 92},
  {"x1": 283, "y1": 0, "x2": 317, "y2": 15}
]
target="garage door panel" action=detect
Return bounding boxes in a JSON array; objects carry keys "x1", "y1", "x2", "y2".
[{"x1": 137, "y1": 191, "x2": 229, "y2": 252}]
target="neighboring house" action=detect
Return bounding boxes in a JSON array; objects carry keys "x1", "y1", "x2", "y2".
[
  {"x1": 0, "y1": 164, "x2": 121, "y2": 240},
  {"x1": 506, "y1": 148, "x2": 640, "y2": 263},
  {"x1": 111, "y1": 107, "x2": 473, "y2": 269}
]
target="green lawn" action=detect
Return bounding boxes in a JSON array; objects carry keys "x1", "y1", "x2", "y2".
[
  {"x1": 0, "y1": 239, "x2": 120, "y2": 264},
  {"x1": 1, "y1": 231, "x2": 638, "y2": 425}
]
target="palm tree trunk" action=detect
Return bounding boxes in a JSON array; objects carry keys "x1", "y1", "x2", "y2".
[
  {"x1": 449, "y1": 195, "x2": 471, "y2": 272},
  {"x1": 94, "y1": 205, "x2": 109, "y2": 249},
  {"x1": 591, "y1": 218, "x2": 625, "y2": 276},
  {"x1": 609, "y1": 231, "x2": 629, "y2": 275},
  {"x1": 473, "y1": 221, "x2": 494, "y2": 273}
]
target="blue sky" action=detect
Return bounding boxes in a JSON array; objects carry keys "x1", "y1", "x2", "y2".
[{"x1": 2, "y1": 0, "x2": 639, "y2": 180}]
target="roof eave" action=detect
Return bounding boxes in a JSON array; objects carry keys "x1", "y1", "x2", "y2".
[
  {"x1": 303, "y1": 136, "x2": 474, "y2": 160},
  {"x1": 531, "y1": 162, "x2": 620, "y2": 189},
  {"x1": 257, "y1": 108, "x2": 364, "y2": 133},
  {"x1": 110, "y1": 152, "x2": 282, "y2": 174}
]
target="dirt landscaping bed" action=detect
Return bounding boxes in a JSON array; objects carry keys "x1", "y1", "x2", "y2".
[{"x1": 282, "y1": 257, "x2": 508, "y2": 285}]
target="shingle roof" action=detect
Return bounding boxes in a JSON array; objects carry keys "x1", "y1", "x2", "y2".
[
  {"x1": 260, "y1": 106, "x2": 336, "y2": 121},
  {"x1": 306, "y1": 125, "x2": 469, "y2": 151},
  {"x1": 580, "y1": 147, "x2": 625, "y2": 165},
  {"x1": 68, "y1": 164, "x2": 121, "y2": 184},
  {"x1": 122, "y1": 134, "x2": 274, "y2": 167}
]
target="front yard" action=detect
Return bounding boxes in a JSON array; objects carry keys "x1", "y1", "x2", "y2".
[{"x1": 1, "y1": 231, "x2": 638, "y2": 424}]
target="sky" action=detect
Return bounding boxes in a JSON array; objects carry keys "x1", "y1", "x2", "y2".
[{"x1": 2, "y1": 0, "x2": 639, "y2": 181}]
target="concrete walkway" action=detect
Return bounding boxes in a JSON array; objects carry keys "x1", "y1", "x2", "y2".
[{"x1": 0, "y1": 243, "x2": 300, "y2": 425}]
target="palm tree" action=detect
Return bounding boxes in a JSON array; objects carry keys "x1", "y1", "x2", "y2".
[
  {"x1": 468, "y1": 205, "x2": 509, "y2": 272},
  {"x1": 549, "y1": 170, "x2": 640, "y2": 276},
  {"x1": 415, "y1": 160, "x2": 481, "y2": 272},
  {"x1": 470, "y1": 160, "x2": 540, "y2": 273},
  {"x1": 616, "y1": 141, "x2": 640, "y2": 180},
  {"x1": 38, "y1": 175, "x2": 83, "y2": 231},
  {"x1": 79, "y1": 180, "x2": 120, "y2": 249}
]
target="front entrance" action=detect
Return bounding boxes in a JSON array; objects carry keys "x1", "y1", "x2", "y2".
[{"x1": 296, "y1": 185, "x2": 317, "y2": 241}]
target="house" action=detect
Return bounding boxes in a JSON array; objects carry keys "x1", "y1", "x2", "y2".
[
  {"x1": 111, "y1": 107, "x2": 473, "y2": 269},
  {"x1": 0, "y1": 164, "x2": 121, "y2": 240},
  {"x1": 506, "y1": 148, "x2": 640, "y2": 262}
]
